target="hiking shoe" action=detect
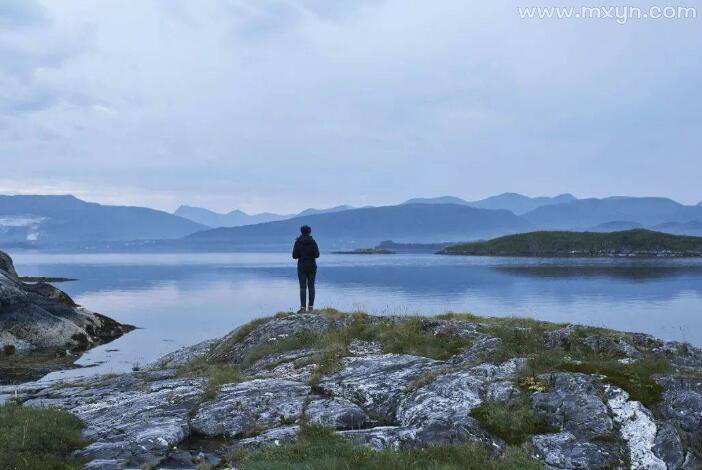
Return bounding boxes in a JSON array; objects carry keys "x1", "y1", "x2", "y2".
[
  {"x1": 297, "y1": 307, "x2": 306, "y2": 313},
  {"x1": 308, "y1": 306, "x2": 314, "y2": 312}
]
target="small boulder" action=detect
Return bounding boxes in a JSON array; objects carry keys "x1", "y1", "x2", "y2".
[{"x1": 306, "y1": 397, "x2": 371, "y2": 430}]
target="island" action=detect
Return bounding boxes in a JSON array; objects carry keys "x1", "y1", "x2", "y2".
[
  {"x1": 2, "y1": 308, "x2": 701, "y2": 468},
  {"x1": 438, "y1": 229, "x2": 702, "y2": 257}
]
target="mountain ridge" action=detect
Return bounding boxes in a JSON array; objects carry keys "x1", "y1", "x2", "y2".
[
  {"x1": 184, "y1": 203, "x2": 532, "y2": 247},
  {"x1": 403, "y1": 192, "x2": 577, "y2": 215},
  {"x1": 174, "y1": 204, "x2": 357, "y2": 228},
  {"x1": 0, "y1": 195, "x2": 205, "y2": 243}
]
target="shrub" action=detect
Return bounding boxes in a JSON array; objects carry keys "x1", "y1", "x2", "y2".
[{"x1": 0, "y1": 404, "x2": 86, "y2": 470}]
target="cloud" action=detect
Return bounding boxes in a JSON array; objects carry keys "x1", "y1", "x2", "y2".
[
  {"x1": 0, "y1": 0, "x2": 700, "y2": 212},
  {"x1": 0, "y1": 0, "x2": 47, "y2": 29}
]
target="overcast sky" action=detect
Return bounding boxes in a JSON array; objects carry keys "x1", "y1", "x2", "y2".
[{"x1": 1, "y1": 0, "x2": 700, "y2": 213}]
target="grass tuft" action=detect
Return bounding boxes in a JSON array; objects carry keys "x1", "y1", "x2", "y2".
[
  {"x1": 470, "y1": 397, "x2": 556, "y2": 445},
  {"x1": 237, "y1": 423, "x2": 541, "y2": 470},
  {"x1": 177, "y1": 358, "x2": 244, "y2": 401},
  {"x1": 560, "y1": 357, "x2": 670, "y2": 407},
  {"x1": 0, "y1": 404, "x2": 86, "y2": 470}
]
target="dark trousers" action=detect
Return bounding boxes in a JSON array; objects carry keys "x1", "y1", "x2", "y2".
[{"x1": 298, "y1": 267, "x2": 316, "y2": 307}]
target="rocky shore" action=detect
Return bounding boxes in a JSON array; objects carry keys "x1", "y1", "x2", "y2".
[
  {"x1": 0, "y1": 250, "x2": 133, "y2": 382},
  {"x1": 2, "y1": 309, "x2": 701, "y2": 469}
]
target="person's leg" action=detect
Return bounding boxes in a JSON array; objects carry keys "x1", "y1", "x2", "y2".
[
  {"x1": 297, "y1": 269, "x2": 307, "y2": 310},
  {"x1": 307, "y1": 269, "x2": 316, "y2": 309}
]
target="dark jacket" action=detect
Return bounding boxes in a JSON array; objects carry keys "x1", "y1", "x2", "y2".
[{"x1": 292, "y1": 234, "x2": 319, "y2": 270}]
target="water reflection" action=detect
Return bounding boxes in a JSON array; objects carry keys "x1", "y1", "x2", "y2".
[{"x1": 9, "y1": 252, "x2": 702, "y2": 380}]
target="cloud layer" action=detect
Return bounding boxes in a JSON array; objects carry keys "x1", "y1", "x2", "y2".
[{"x1": 1, "y1": 0, "x2": 700, "y2": 212}]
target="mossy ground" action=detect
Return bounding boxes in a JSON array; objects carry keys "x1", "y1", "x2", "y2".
[
  {"x1": 181, "y1": 308, "x2": 679, "y2": 468},
  {"x1": 200, "y1": 309, "x2": 674, "y2": 405},
  {"x1": 235, "y1": 311, "x2": 472, "y2": 384},
  {"x1": 470, "y1": 396, "x2": 556, "y2": 444},
  {"x1": 236, "y1": 424, "x2": 541, "y2": 470},
  {"x1": 465, "y1": 316, "x2": 672, "y2": 406},
  {"x1": 0, "y1": 404, "x2": 86, "y2": 470},
  {"x1": 177, "y1": 357, "x2": 244, "y2": 401}
]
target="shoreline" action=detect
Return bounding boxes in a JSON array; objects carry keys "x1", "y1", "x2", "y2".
[{"x1": 3, "y1": 309, "x2": 702, "y2": 468}]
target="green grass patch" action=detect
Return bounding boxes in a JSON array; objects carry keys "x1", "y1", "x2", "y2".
[
  {"x1": 353, "y1": 316, "x2": 471, "y2": 360},
  {"x1": 470, "y1": 397, "x2": 556, "y2": 445},
  {"x1": 237, "y1": 424, "x2": 541, "y2": 470},
  {"x1": 208, "y1": 317, "x2": 273, "y2": 361},
  {"x1": 242, "y1": 330, "x2": 326, "y2": 369},
  {"x1": 177, "y1": 358, "x2": 245, "y2": 401},
  {"x1": 0, "y1": 404, "x2": 86, "y2": 470},
  {"x1": 560, "y1": 357, "x2": 670, "y2": 407}
]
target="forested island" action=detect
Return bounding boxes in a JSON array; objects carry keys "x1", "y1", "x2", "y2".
[{"x1": 439, "y1": 229, "x2": 702, "y2": 257}]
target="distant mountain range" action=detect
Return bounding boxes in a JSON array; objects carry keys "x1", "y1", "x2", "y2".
[
  {"x1": 523, "y1": 197, "x2": 702, "y2": 229},
  {"x1": 183, "y1": 204, "x2": 532, "y2": 248},
  {"x1": 174, "y1": 206, "x2": 289, "y2": 227},
  {"x1": 173, "y1": 204, "x2": 355, "y2": 228},
  {"x1": 2, "y1": 193, "x2": 701, "y2": 250},
  {"x1": 0, "y1": 195, "x2": 205, "y2": 244},
  {"x1": 588, "y1": 221, "x2": 644, "y2": 232},
  {"x1": 403, "y1": 193, "x2": 577, "y2": 215},
  {"x1": 651, "y1": 221, "x2": 702, "y2": 237}
]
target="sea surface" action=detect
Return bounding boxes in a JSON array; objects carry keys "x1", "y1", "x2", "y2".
[{"x1": 9, "y1": 251, "x2": 702, "y2": 381}]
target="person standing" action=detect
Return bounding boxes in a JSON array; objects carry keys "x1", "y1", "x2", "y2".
[{"x1": 292, "y1": 225, "x2": 319, "y2": 313}]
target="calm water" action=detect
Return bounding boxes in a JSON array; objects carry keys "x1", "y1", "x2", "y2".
[{"x1": 9, "y1": 252, "x2": 702, "y2": 381}]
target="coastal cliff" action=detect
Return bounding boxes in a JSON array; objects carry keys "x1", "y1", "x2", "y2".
[
  {"x1": 0, "y1": 250, "x2": 133, "y2": 382},
  {"x1": 2, "y1": 309, "x2": 701, "y2": 469}
]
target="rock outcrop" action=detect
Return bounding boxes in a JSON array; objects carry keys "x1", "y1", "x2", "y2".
[
  {"x1": 3, "y1": 311, "x2": 702, "y2": 469},
  {"x1": 0, "y1": 250, "x2": 133, "y2": 381}
]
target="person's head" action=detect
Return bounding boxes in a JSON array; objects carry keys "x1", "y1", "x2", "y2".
[{"x1": 300, "y1": 225, "x2": 312, "y2": 235}]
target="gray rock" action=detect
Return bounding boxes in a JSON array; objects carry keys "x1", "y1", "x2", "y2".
[
  {"x1": 532, "y1": 432, "x2": 619, "y2": 469},
  {"x1": 306, "y1": 397, "x2": 371, "y2": 429},
  {"x1": 425, "y1": 318, "x2": 482, "y2": 339},
  {"x1": 191, "y1": 379, "x2": 310, "y2": 437},
  {"x1": 245, "y1": 348, "x2": 318, "y2": 381},
  {"x1": 656, "y1": 342, "x2": 702, "y2": 373},
  {"x1": 0, "y1": 250, "x2": 132, "y2": 361},
  {"x1": 339, "y1": 426, "x2": 415, "y2": 450},
  {"x1": 397, "y1": 369, "x2": 481, "y2": 423},
  {"x1": 450, "y1": 335, "x2": 501, "y2": 365},
  {"x1": 233, "y1": 425, "x2": 301, "y2": 450},
  {"x1": 545, "y1": 325, "x2": 580, "y2": 350},
  {"x1": 208, "y1": 314, "x2": 353, "y2": 363},
  {"x1": 316, "y1": 354, "x2": 442, "y2": 421},
  {"x1": 394, "y1": 361, "x2": 524, "y2": 449},
  {"x1": 583, "y1": 335, "x2": 642, "y2": 359},
  {"x1": 485, "y1": 380, "x2": 521, "y2": 401},
  {"x1": 604, "y1": 384, "x2": 665, "y2": 469},
  {"x1": 656, "y1": 376, "x2": 702, "y2": 434},
  {"x1": 148, "y1": 339, "x2": 218, "y2": 370},
  {"x1": 19, "y1": 374, "x2": 204, "y2": 468},
  {"x1": 655, "y1": 376, "x2": 702, "y2": 465},
  {"x1": 0, "y1": 250, "x2": 18, "y2": 278},
  {"x1": 82, "y1": 459, "x2": 126, "y2": 470},
  {"x1": 532, "y1": 373, "x2": 613, "y2": 439},
  {"x1": 396, "y1": 369, "x2": 491, "y2": 447},
  {"x1": 348, "y1": 339, "x2": 383, "y2": 356},
  {"x1": 652, "y1": 422, "x2": 685, "y2": 470}
]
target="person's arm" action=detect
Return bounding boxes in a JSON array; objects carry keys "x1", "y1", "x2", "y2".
[
  {"x1": 313, "y1": 240, "x2": 320, "y2": 259},
  {"x1": 292, "y1": 240, "x2": 300, "y2": 259}
]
